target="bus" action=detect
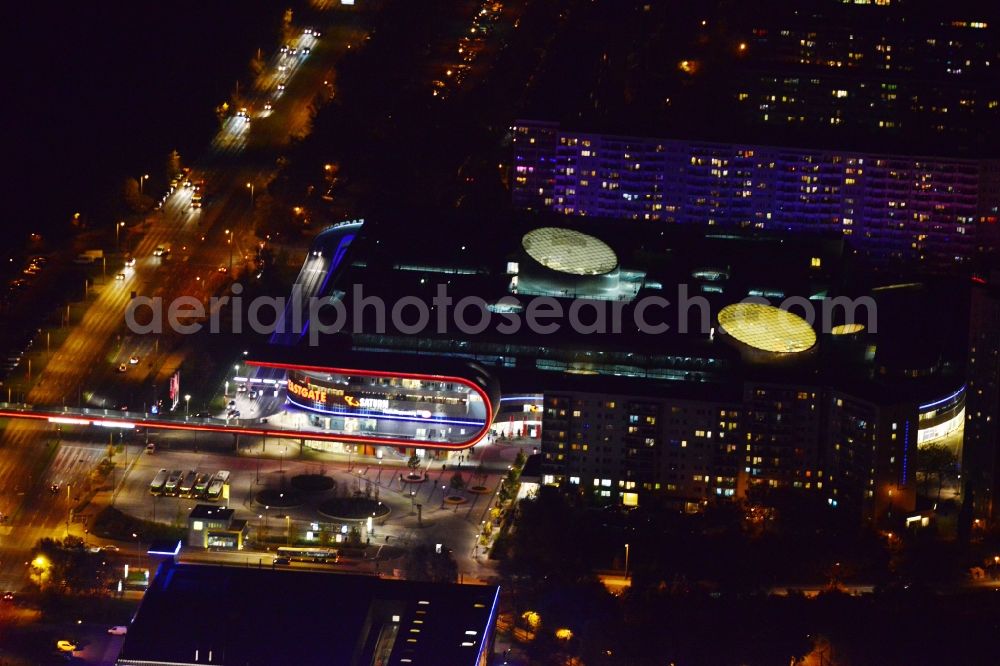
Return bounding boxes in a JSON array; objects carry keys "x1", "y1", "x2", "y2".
[
  {"x1": 149, "y1": 469, "x2": 169, "y2": 495},
  {"x1": 205, "y1": 478, "x2": 224, "y2": 501},
  {"x1": 178, "y1": 471, "x2": 198, "y2": 497},
  {"x1": 193, "y1": 473, "x2": 211, "y2": 497},
  {"x1": 275, "y1": 547, "x2": 338, "y2": 564},
  {"x1": 163, "y1": 470, "x2": 184, "y2": 496}
]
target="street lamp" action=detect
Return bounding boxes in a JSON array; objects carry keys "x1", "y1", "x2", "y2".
[
  {"x1": 132, "y1": 532, "x2": 140, "y2": 563},
  {"x1": 624, "y1": 543, "x2": 630, "y2": 579},
  {"x1": 139, "y1": 174, "x2": 149, "y2": 195},
  {"x1": 246, "y1": 182, "x2": 254, "y2": 205},
  {"x1": 225, "y1": 229, "x2": 233, "y2": 271},
  {"x1": 184, "y1": 394, "x2": 191, "y2": 417},
  {"x1": 115, "y1": 221, "x2": 125, "y2": 250}
]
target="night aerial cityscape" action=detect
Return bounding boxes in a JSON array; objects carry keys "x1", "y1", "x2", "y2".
[{"x1": 1, "y1": 0, "x2": 1000, "y2": 664}]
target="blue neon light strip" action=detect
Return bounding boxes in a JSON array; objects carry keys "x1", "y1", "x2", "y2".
[
  {"x1": 286, "y1": 398, "x2": 485, "y2": 427},
  {"x1": 148, "y1": 540, "x2": 182, "y2": 557},
  {"x1": 475, "y1": 586, "x2": 502, "y2": 666},
  {"x1": 500, "y1": 395, "x2": 544, "y2": 402},
  {"x1": 296, "y1": 233, "x2": 355, "y2": 343},
  {"x1": 918, "y1": 384, "x2": 966, "y2": 411}
]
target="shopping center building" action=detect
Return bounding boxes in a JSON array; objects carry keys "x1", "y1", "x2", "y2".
[{"x1": 237, "y1": 350, "x2": 501, "y2": 453}]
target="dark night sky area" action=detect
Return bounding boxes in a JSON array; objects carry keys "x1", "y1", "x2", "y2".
[{"x1": 0, "y1": 1, "x2": 282, "y2": 247}]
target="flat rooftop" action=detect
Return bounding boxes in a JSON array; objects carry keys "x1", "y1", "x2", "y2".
[
  {"x1": 117, "y1": 563, "x2": 499, "y2": 666},
  {"x1": 189, "y1": 505, "x2": 234, "y2": 521}
]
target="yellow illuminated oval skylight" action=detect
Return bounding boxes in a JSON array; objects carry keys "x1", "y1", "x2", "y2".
[
  {"x1": 718, "y1": 303, "x2": 816, "y2": 353},
  {"x1": 830, "y1": 323, "x2": 865, "y2": 335},
  {"x1": 522, "y1": 227, "x2": 618, "y2": 276}
]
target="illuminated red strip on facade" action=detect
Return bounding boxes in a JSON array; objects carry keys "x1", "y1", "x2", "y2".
[{"x1": 0, "y1": 364, "x2": 495, "y2": 451}]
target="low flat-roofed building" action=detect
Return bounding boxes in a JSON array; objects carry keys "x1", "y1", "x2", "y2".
[
  {"x1": 116, "y1": 563, "x2": 499, "y2": 666},
  {"x1": 187, "y1": 505, "x2": 247, "y2": 551}
]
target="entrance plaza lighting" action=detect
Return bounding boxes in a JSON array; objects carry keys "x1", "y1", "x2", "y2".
[
  {"x1": 718, "y1": 302, "x2": 816, "y2": 353},
  {"x1": 521, "y1": 227, "x2": 618, "y2": 276}
]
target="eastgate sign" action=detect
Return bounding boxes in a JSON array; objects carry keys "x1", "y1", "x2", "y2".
[
  {"x1": 287, "y1": 377, "x2": 389, "y2": 413},
  {"x1": 287, "y1": 378, "x2": 340, "y2": 404}
]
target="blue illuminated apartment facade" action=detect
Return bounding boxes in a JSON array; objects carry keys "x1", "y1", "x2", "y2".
[{"x1": 511, "y1": 120, "x2": 1000, "y2": 268}]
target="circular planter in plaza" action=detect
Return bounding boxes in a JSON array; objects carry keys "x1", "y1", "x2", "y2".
[
  {"x1": 401, "y1": 473, "x2": 426, "y2": 484},
  {"x1": 468, "y1": 485, "x2": 491, "y2": 495},
  {"x1": 318, "y1": 497, "x2": 391, "y2": 523},
  {"x1": 290, "y1": 474, "x2": 336, "y2": 493},
  {"x1": 443, "y1": 495, "x2": 468, "y2": 506},
  {"x1": 254, "y1": 489, "x2": 303, "y2": 508}
]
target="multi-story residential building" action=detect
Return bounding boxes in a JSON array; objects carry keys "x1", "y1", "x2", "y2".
[
  {"x1": 511, "y1": 120, "x2": 996, "y2": 269},
  {"x1": 734, "y1": 1, "x2": 1000, "y2": 153},
  {"x1": 539, "y1": 385, "x2": 743, "y2": 512},
  {"x1": 965, "y1": 270, "x2": 1000, "y2": 522},
  {"x1": 538, "y1": 376, "x2": 942, "y2": 523}
]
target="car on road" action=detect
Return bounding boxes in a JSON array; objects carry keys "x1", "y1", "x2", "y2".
[
  {"x1": 129, "y1": 355, "x2": 139, "y2": 365},
  {"x1": 124, "y1": 256, "x2": 136, "y2": 267},
  {"x1": 264, "y1": 102, "x2": 272, "y2": 111},
  {"x1": 50, "y1": 483, "x2": 60, "y2": 494},
  {"x1": 56, "y1": 640, "x2": 77, "y2": 653},
  {"x1": 145, "y1": 443, "x2": 156, "y2": 454},
  {"x1": 277, "y1": 83, "x2": 286, "y2": 92},
  {"x1": 115, "y1": 272, "x2": 126, "y2": 280},
  {"x1": 273, "y1": 557, "x2": 290, "y2": 565},
  {"x1": 153, "y1": 246, "x2": 170, "y2": 257},
  {"x1": 1, "y1": 591, "x2": 14, "y2": 602},
  {"x1": 108, "y1": 626, "x2": 128, "y2": 636},
  {"x1": 217, "y1": 265, "x2": 228, "y2": 273},
  {"x1": 118, "y1": 363, "x2": 127, "y2": 372},
  {"x1": 101, "y1": 545, "x2": 120, "y2": 553}
]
